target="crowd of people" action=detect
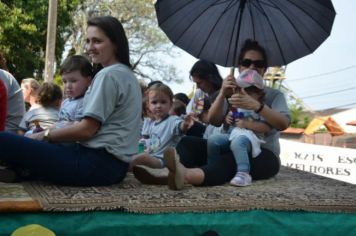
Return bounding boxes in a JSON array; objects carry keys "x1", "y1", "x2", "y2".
[{"x1": 0, "y1": 16, "x2": 290, "y2": 189}]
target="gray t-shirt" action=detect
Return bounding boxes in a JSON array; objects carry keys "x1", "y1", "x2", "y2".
[
  {"x1": 55, "y1": 97, "x2": 84, "y2": 128},
  {"x1": 59, "y1": 97, "x2": 84, "y2": 122},
  {"x1": 142, "y1": 117, "x2": 154, "y2": 137},
  {"x1": 80, "y1": 64, "x2": 142, "y2": 163},
  {"x1": 214, "y1": 87, "x2": 290, "y2": 156},
  {"x1": 0, "y1": 69, "x2": 25, "y2": 132},
  {"x1": 19, "y1": 106, "x2": 59, "y2": 131},
  {"x1": 188, "y1": 88, "x2": 228, "y2": 139},
  {"x1": 148, "y1": 115, "x2": 183, "y2": 159},
  {"x1": 260, "y1": 87, "x2": 291, "y2": 156}
]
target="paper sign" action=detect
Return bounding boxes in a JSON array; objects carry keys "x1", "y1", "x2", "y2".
[{"x1": 280, "y1": 139, "x2": 356, "y2": 184}]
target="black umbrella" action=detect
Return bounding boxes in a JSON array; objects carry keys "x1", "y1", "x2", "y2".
[{"x1": 155, "y1": 0, "x2": 336, "y2": 67}]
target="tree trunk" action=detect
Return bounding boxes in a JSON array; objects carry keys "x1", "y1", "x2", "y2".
[{"x1": 44, "y1": 0, "x2": 58, "y2": 82}]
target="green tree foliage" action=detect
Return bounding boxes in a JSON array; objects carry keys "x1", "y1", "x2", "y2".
[
  {"x1": 0, "y1": 0, "x2": 81, "y2": 80},
  {"x1": 65, "y1": 0, "x2": 182, "y2": 83},
  {"x1": 289, "y1": 99, "x2": 311, "y2": 128}
]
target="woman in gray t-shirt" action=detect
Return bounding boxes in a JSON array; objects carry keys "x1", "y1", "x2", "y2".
[{"x1": 0, "y1": 16, "x2": 142, "y2": 186}]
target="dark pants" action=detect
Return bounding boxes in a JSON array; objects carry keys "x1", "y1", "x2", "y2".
[
  {"x1": 186, "y1": 122, "x2": 206, "y2": 138},
  {"x1": 176, "y1": 136, "x2": 280, "y2": 186},
  {"x1": 0, "y1": 132, "x2": 128, "y2": 186}
]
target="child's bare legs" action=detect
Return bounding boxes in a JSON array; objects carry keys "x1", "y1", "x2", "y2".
[{"x1": 129, "y1": 153, "x2": 162, "y2": 171}]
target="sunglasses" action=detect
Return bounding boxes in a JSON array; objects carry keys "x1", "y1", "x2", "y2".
[{"x1": 239, "y1": 59, "x2": 266, "y2": 68}]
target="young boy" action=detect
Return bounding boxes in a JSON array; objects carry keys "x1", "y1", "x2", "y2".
[{"x1": 56, "y1": 55, "x2": 93, "y2": 128}]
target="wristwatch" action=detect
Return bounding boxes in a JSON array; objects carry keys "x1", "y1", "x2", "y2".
[
  {"x1": 255, "y1": 103, "x2": 265, "y2": 114},
  {"x1": 43, "y1": 129, "x2": 51, "y2": 142}
]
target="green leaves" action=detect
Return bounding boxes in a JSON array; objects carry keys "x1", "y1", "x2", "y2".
[
  {"x1": 0, "y1": 0, "x2": 81, "y2": 80},
  {"x1": 0, "y1": 0, "x2": 181, "y2": 84}
]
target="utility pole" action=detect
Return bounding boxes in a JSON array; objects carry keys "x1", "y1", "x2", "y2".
[{"x1": 44, "y1": 0, "x2": 58, "y2": 82}]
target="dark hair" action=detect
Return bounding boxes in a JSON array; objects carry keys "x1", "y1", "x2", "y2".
[
  {"x1": 189, "y1": 59, "x2": 222, "y2": 91},
  {"x1": 202, "y1": 97, "x2": 211, "y2": 112},
  {"x1": 238, "y1": 39, "x2": 268, "y2": 67},
  {"x1": 87, "y1": 16, "x2": 131, "y2": 68},
  {"x1": 173, "y1": 93, "x2": 190, "y2": 106},
  {"x1": 37, "y1": 82, "x2": 63, "y2": 107},
  {"x1": 171, "y1": 100, "x2": 186, "y2": 116},
  {"x1": 60, "y1": 55, "x2": 93, "y2": 78}
]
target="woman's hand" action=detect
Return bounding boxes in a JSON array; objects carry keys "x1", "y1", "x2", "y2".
[
  {"x1": 220, "y1": 75, "x2": 237, "y2": 98},
  {"x1": 209, "y1": 75, "x2": 237, "y2": 126},
  {"x1": 228, "y1": 88, "x2": 260, "y2": 110},
  {"x1": 228, "y1": 88, "x2": 290, "y2": 131}
]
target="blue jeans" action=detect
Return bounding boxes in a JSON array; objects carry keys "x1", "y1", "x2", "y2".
[
  {"x1": 207, "y1": 133, "x2": 252, "y2": 172},
  {"x1": 0, "y1": 132, "x2": 128, "y2": 186}
]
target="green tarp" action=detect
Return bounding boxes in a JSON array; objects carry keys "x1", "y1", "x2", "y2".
[{"x1": 1, "y1": 210, "x2": 356, "y2": 236}]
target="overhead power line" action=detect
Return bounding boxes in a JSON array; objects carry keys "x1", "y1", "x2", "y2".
[
  {"x1": 316, "y1": 102, "x2": 356, "y2": 111},
  {"x1": 300, "y1": 86, "x2": 356, "y2": 99},
  {"x1": 287, "y1": 65, "x2": 356, "y2": 82},
  {"x1": 333, "y1": 102, "x2": 356, "y2": 108}
]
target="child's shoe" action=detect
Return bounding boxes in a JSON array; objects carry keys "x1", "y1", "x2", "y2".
[
  {"x1": 133, "y1": 165, "x2": 168, "y2": 185},
  {"x1": 164, "y1": 147, "x2": 185, "y2": 190},
  {"x1": 230, "y1": 172, "x2": 252, "y2": 187}
]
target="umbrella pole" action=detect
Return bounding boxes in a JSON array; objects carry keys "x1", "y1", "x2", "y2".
[
  {"x1": 231, "y1": 0, "x2": 246, "y2": 75},
  {"x1": 230, "y1": 67, "x2": 235, "y2": 76}
]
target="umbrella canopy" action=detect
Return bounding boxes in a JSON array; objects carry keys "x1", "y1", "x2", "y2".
[{"x1": 155, "y1": 0, "x2": 336, "y2": 67}]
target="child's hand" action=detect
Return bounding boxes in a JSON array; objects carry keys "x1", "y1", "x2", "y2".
[
  {"x1": 228, "y1": 88, "x2": 260, "y2": 111},
  {"x1": 225, "y1": 111, "x2": 234, "y2": 125},
  {"x1": 184, "y1": 114, "x2": 195, "y2": 128},
  {"x1": 181, "y1": 114, "x2": 195, "y2": 132},
  {"x1": 187, "y1": 112, "x2": 199, "y2": 121}
]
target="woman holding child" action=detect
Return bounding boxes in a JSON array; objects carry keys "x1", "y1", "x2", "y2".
[
  {"x1": 138, "y1": 40, "x2": 291, "y2": 189},
  {"x1": 0, "y1": 16, "x2": 142, "y2": 186}
]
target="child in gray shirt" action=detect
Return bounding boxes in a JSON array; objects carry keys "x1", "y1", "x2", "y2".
[{"x1": 130, "y1": 83, "x2": 194, "y2": 170}]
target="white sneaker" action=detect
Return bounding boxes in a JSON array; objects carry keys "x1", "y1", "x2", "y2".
[{"x1": 230, "y1": 172, "x2": 252, "y2": 187}]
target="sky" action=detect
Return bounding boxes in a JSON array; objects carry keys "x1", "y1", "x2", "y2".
[{"x1": 166, "y1": 0, "x2": 356, "y2": 112}]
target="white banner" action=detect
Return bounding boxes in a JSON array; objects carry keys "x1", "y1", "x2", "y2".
[{"x1": 280, "y1": 139, "x2": 356, "y2": 185}]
